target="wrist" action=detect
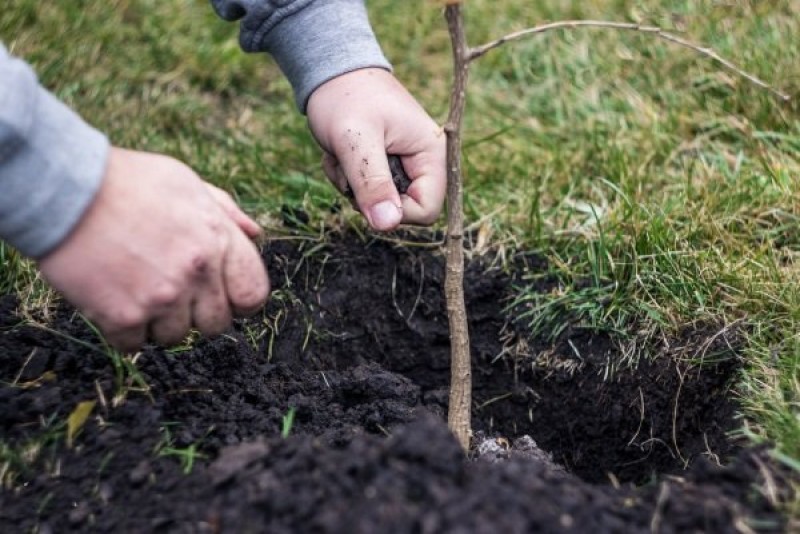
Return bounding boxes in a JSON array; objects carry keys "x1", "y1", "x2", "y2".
[{"x1": 260, "y1": 0, "x2": 392, "y2": 113}]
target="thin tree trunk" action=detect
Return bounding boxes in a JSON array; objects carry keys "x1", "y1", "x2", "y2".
[{"x1": 444, "y1": 4, "x2": 472, "y2": 452}]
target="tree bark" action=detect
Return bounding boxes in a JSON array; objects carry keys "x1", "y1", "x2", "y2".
[{"x1": 444, "y1": 4, "x2": 472, "y2": 452}]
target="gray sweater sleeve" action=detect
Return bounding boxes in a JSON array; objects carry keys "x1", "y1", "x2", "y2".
[
  {"x1": 0, "y1": 44, "x2": 109, "y2": 259},
  {"x1": 210, "y1": 0, "x2": 392, "y2": 111}
]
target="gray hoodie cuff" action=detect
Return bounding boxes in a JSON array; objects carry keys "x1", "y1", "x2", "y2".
[
  {"x1": 0, "y1": 77, "x2": 109, "y2": 259},
  {"x1": 259, "y1": 0, "x2": 392, "y2": 112}
]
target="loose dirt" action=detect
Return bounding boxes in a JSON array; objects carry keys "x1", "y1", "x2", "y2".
[{"x1": 0, "y1": 230, "x2": 792, "y2": 532}]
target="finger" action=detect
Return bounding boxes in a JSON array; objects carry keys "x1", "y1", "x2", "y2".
[
  {"x1": 222, "y1": 225, "x2": 270, "y2": 317},
  {"x1": 192, "y1": 286, "x2": 232, "y2": 338},
  {"x1": 148, "y1": 293, "x2": 193, "y2": 347},
  {"x1": 188, "y1": 239, "x2": 234, "y2": 337},
  {"x1": 332, "y1": 129, "x2": 402, "y2": 231},
  {"x1": 396, "y1": 149, "x2": 447, "y2": 226},
  {"x1": 204, "y1": 183, "x2": 262, "y2": 239}
]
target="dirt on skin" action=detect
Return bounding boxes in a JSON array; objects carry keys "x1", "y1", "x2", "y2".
[{"x1": 0, "y1": 229, "x2": 794, "y2": 533}]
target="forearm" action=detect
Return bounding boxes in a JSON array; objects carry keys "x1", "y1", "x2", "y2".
[
  {"x1": 210, "y1": 0, "x2": 392, "y2": 111},
  {"x1": 0, "y1": 44, "x2": 109, "y2": 259}
]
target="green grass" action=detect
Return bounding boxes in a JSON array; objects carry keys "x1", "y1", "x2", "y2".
[
  {"x1": 156, "y1": 423, "x2": 207, "y2": 475},
  {"x1": 1, "y1": 0, "x2": 798, "y2": 506},
  {"x1": 24, "y1": 316, "x2": 153, "y2": 406},
  {"x1": 0, "y1": 243, "x2": 52, "y2": 308},
  {"x1": 0, "y1": 243, "x2": 27, "y2": 294},
  {"x1": 0, "y1": 413, "x2": 64, "y2": 489},
  {"x1": 282, "y1": 407, "x2": 297, "y2": 439}
]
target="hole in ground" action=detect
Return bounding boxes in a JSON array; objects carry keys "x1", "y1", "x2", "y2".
[
  {"x1": 0, "y1": 232, "x2": 739, "y2": 487},
  {"x1": 260, "y1": 232, "x2": 742, "y2": 485}
]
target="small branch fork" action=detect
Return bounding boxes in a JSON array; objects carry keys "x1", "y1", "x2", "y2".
[{"x1": 469, "y1": 19, "x2": 790, "y2": 102}]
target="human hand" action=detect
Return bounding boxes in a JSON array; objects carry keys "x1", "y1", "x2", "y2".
[
  {"x1": 38, "y1": 147, "x2": 270, "y2": 352},
  {"x1": 306, "y1": 68, "x2": 446, "y2": 231}
]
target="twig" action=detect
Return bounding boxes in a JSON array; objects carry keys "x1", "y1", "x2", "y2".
[
  {"x1": 469, "y1": 20, "x2": 790, "y2": 102},
  {"x1": 672, "y1": 365, "x2": 688, "y2": 467}
]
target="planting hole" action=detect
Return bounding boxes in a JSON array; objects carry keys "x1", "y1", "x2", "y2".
[{"x1": 259, "y1": 233, "x2": 740, "y2": 485}]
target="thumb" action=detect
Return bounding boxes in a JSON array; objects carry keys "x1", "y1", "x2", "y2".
[{"x1": 333, "y1": 131, "x2": 403, "y2": 231}]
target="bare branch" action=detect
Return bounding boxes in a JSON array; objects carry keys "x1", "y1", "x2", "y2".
[{"x1": 469, "y1": 20, "x2": 790, "y2": 102}]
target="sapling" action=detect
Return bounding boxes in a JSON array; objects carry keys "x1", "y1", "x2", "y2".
[{"x1": 439, "y1": 1, "x2": 789, "y2": 451}]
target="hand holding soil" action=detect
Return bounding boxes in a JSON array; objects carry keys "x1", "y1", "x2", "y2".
[
  {"x1": 38, "y1": 147, "x2": 270, "y2": 352},
  {"x1": 307, "y1": 68, "x2": 446, "y2": 230}
]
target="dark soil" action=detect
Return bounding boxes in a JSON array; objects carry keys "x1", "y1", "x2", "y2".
[{"x1": 0, "y1": 230, "x2": 793, "y2": 533}]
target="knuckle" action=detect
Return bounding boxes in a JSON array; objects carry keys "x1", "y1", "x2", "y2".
[
  {"x1": 218, "y1": 189, "x2": 234, "y2": 204},
  {"x1": 206, "y1": 183, "x2": 231, "y2": 201},
  {"x1": 148, "y1": 282, "x2": 181, "y2": 309},
  {"x1": 185, "y1": 250, "x2": 214, "y2": 278},
  {"x1": 206, "y1": 215, "x2": 226, "y2": 236},
  {"x1": 163, "y1": 154, "x2": 194, "y2": 176},
  {"x1": 194, "y1": 215, "x2": 227, "y2": 245}
]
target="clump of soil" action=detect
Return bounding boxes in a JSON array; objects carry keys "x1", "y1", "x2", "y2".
[{"x1": 0, "y1": 231, "x2": 793, "y2": 532}]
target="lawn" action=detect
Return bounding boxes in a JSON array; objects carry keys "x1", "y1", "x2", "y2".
[{"x1": 1, "y1": 0, "x2": 799, "y2": 529}]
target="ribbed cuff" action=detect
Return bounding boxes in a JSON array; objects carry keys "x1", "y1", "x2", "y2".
[
  {"x1": 0, "y1": 85, "x2": 109, "y2": 259},
  {"x1": 259, "y1": 0, "x2": 392, "y2": 112}
]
